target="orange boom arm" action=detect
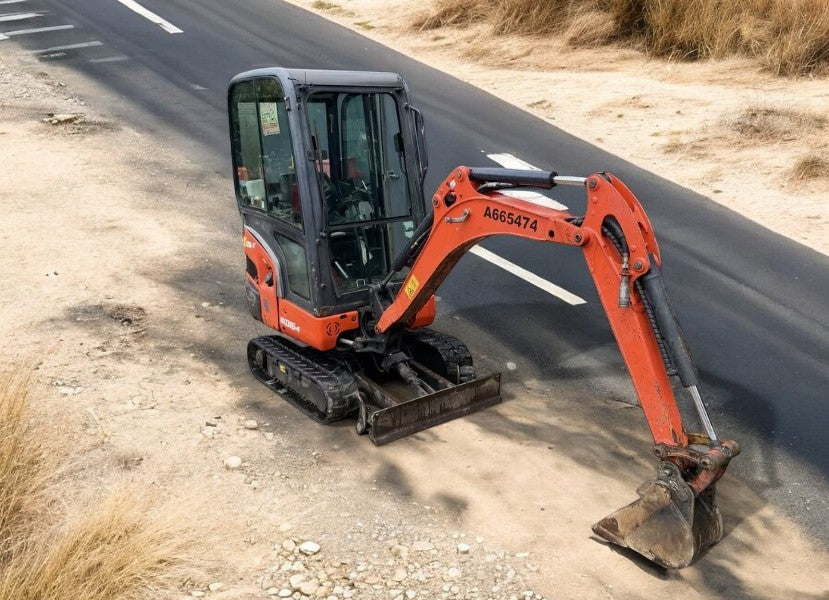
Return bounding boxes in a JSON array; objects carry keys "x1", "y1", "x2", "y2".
[
  {"x1": 377, "y1": 167, "x2": 687, "y2": 446},
  {"x1": 370, "y1": 166, "x2": 739, "y2": 567}
]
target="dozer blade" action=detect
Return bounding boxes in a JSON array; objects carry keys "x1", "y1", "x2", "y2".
[
  {"x1": 368, "y1": 373, "x2": 501, "y2": 445},
  {"x1": 592, "y1": 461, "x2": 722, "y2": 569}
]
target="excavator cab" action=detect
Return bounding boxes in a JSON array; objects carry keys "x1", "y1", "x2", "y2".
[
  {"x1": 228, "y1": 68, "x2": 430, "y2": 332},
  {"x1": 228, "y1": 67, "x2": 499, "y2": 442}
]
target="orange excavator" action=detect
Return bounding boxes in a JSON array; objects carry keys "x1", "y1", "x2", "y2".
[{"x1": 228, "y1": 68, "x2": 739, "y2": 568}]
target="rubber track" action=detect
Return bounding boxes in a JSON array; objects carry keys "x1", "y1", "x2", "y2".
[
  {"x1": 403, "y1": 328, "x2": 475, "y2": 384},
  {"x1": 248, "y1": 336, "x2": 359, "y2": 423}
]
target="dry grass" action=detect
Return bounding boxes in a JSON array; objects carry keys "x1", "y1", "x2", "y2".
[
  {"x1": 413, "y1": 0, "x2": 488, "y2": 30},
  {"x1": 412, "y1": 0, "x2": 829, "y2": 75},
  {"x1": 0, "y1": 370, "x2": 191, "y2": 600},
  {"x1": 0, "y1": 371, "x2": 58, "y2": 562},
  {"x1": 312, "y1": 0, "x2": 343, "y2": 10},
  {"x1": 728, "y1": 105, "x2": 827, "y2": 142},
  {"x1": 790, "y1": 154, "x2": 829, "y2": 180},
  {"x1": 0, "y1": 491, "x2": 189, "y2": 600}
]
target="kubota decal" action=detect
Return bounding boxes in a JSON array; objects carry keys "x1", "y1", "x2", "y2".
[{"x1": 279, "y1": 316, "x2": 300, "y2": 333}]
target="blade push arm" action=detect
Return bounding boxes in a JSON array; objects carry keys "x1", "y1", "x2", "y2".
[{"x1": 375, "y1": 166, "x2": 737, "y2": 489}]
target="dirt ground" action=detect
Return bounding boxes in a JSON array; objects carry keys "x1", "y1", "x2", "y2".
[
  {"x1": 287, "y1": 0, "x2": 829, "y2": 256},
  {"x1": 1, "y1": 37, "x2": 828, "y2": 600}
]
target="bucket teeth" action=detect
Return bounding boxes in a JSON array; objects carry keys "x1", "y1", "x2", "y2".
[{"x1": 592, "y1": 462, "x2": 722, "y2": 569}]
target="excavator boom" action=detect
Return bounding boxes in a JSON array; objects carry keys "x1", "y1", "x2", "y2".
[{"x1": 368, "y1": 166, "x2": 739, "y2": 567}]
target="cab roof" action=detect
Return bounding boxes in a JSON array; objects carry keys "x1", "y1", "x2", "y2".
[{"x1": 229, "y1": 67, "x2": 405, "y2": 89}]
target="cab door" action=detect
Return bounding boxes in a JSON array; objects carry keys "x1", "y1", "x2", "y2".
[{"x1": 229, "y1": 76, "x2": 312, "y2": 331}]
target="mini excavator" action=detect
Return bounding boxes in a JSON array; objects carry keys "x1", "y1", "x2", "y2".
[{"x1": 228, "y1": 68, "x2": 739, "y2": 569}]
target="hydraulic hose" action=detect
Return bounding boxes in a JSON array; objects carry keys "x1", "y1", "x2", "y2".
[
  {"x1": 578, "y1": 216, "x2": 717, "y2": 440},
  {"x1": 570, "y1": 216, "x2": 676, "y2": 377}
]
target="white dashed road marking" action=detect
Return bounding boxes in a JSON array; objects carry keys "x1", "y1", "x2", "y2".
[
  {"x1": 469, "y1": 246, "x2": 587, "y2": 305},
  {"x1": 89, "y1": 55, "x2": 128, "y2": 63},
  {"x1": 114, "y1": 0, "x2": 182, "y2": 34},
  {"x1": 0, "y1": 11, "x2": 40, "y2": 21},
  {"x1": 486, "y1": 153, "x2": 542, "y2": 171},
  {"x1": 1, "y1": 24, "x2": 73, "y2": 37},
  {"x1": 35, "y1": 40, "x2": 102, "y2": 53}
]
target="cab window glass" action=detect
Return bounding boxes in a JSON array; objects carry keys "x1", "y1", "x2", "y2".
[
  {"x1": 230, "y1": 81, "x2": 263, "y2": 207},
  {"x1": 257, "y1": 79, "x2": 302, "y2": 230},
  {"x1": 306, "y1": 92, "x2": 411, "y2": 228},
  {"x1": 231, "y1": 78, "x2": 303, "y2": 231},
  {"x1": 274, "y1": 233, "x2": 310, "y2": 300}
]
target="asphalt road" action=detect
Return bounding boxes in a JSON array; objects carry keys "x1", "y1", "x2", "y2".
[{"x1": 5, "y1": 0, "x2": 828, "y2": 544}]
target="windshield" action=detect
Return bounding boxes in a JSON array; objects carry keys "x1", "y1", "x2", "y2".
[
  {"x1": 306, "y1": 91, "x2": 412, "y2": 227},
  {"x1": 307, "y1": 91, "x2": 415, "y2": 294}
]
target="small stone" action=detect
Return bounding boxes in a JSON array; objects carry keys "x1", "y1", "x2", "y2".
[
  {"x1": 406, "y1": 591, "x2": 417, "y2": 599},
  {"x1": 279, "y1": 522, "x2": 293, "y2": 532},
  {"x1": 46, "y1": 113, "x2": 82, "y2": 125},
  {"x1": 300, "y1": 581, "x2": 319, "y2": 595},
  {"x1": 457, "y1": 543, "x2": 471, "y2": 554},
  {"x1": 191, "y1": 592, "x2": 205, "y2": 598},
  {"x1": 201, "y1": 301, "x2": 211, "y2": 307},
  {"x1": 278, "y1": 589, "x2": 292, "y2": 598},
  {"x1": 445, "y1": 567, "x2": 461, "y2": 580},
  {"x1": 289, "y1": 574, "x2": 306, "y2": 589},
  {"x1": 282, "y1": 539, "x2": 297, "y2": 552},
  {"x1": 266, "y1": 588, "x2": 279, "y2": 596},
  {"x1": 244, "y1": 419, "x2": 259, "y2": 430},
  {"x1": 299, "y1": 541, "x2": 321, "y2": 555},
  {"x1": 515, "y1": 551, "x2": 529, "y2": 558},
  {"x1": 208, "y1": 582, "x2": 222, "y2": 592},
  {"x1": 506, "y1": 361, "x2": 517, "y2": 371},
  {"x1": 223, "y1": 456, "x2": 242, "y2": 470},
  {"x1": 392, "y1": 568, "x2": 406, "y2": 582}
]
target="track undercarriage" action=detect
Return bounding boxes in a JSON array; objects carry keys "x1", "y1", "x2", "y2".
[{"x1": 247, "y1": 328, "x2": 502, "y2": 445}]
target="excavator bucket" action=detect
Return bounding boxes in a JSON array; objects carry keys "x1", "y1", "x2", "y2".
[
  {"x1": 592, "y1": 462, "x2": 722, "y2": 569},
  {"x1": 366, "y1": 373, "x2": 502, "y2": 446}
]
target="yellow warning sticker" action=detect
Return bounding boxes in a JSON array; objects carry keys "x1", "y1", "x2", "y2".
[{"x1": 404, "y1": 274, "x2": 420, "y2": 299}]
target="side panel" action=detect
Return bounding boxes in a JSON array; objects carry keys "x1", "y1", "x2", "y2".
[
  {"x1": 243, "y1": 228, "x2": 281, "y2": 330},
  {"x1": 278, "y1": 299, "x2": 360, "y2": 351}
]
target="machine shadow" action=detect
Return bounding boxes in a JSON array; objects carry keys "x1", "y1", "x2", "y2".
[{"x1": 68, "y1": 186, "x2": 812, "y2": 599}]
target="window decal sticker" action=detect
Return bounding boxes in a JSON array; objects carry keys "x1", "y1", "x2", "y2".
[{"x1": 259, "y1": 102, "x2": 280, "y2": 136}]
